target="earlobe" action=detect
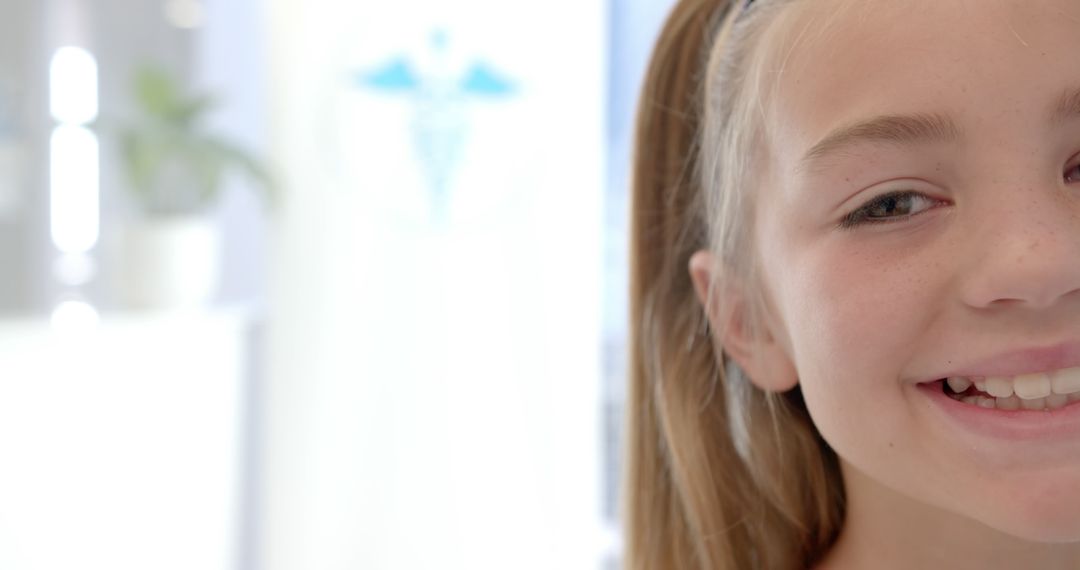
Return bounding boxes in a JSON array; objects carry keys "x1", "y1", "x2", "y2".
[
  {"x1": 735, "y1": 339, "x2": 800, "y2": 393},
  {"x1": 688, "y1": 250, "x2": 799, "y2": 393}
]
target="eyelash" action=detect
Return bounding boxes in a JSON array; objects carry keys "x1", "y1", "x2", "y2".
[
  {"x1": 840, "y1": 158, "x2": 1080, "y2": 230},
  {"x1": 838, "y1": 190, "x2": 941, "y2": 229}
]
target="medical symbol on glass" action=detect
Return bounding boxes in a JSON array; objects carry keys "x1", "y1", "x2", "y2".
[{"x1": 355, "y1": 31, "x2": 517, "y2": 221}]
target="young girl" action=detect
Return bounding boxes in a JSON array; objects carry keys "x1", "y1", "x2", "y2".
[{"x1": 626, "y1": 0, "x2": 1080, "y2": 568}]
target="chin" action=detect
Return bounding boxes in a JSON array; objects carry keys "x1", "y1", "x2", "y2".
[
  {"x1": 974, "y1": 476, "x2": 1080, "y2": 544},
  {"x1": 1000, "y1": 517, "x2": 1080, "y2": 544}
]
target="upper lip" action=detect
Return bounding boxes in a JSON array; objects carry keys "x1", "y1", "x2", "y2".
[{"x1": 922, "y1": 341, "x2": 1080, "y2": 381}]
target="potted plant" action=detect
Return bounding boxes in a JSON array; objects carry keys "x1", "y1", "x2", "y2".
[{"x1": 112, "y1": 65, "x2": 272, "y2": 309}]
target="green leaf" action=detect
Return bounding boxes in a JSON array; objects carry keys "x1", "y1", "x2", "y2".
[
  {"x1": 135, "y1": 66, "x2": 181, "y2": 117},
  {"x1": 117, "y1": 63, "x2": 276, "y2": 215}
]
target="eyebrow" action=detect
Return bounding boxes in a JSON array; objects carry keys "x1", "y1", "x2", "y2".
[
  {"x1": 800, "y1": 112, "x2": 961, "y2": 169},
  {"x1": 800, "y1": 86, "x2": 1080, "y2": 171}
]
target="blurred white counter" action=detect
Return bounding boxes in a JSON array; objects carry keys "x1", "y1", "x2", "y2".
[{"x1": 0, "y1": 309, "x2": 251, "y2": 570}]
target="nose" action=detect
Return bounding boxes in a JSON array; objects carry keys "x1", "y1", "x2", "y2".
[{"x1": 959, "y1": 190, "x2": 1080, "y2": 311}]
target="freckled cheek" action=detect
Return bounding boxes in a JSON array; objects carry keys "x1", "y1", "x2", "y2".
[
  {"x1": 782, "y1": 251, "x2": 932, "y2": 391},
  {"x1": 778, "y1": 252, "x2": 936, "y2": 459}
]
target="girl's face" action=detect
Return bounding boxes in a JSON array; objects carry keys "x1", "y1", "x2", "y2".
[{"x1": 756, "y1": 0, "x2": 1080, "y2": 542}]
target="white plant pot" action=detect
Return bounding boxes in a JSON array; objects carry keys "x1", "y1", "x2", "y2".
[{"x1": 113, "y1": 217, "x2": 221, "y2": 310}]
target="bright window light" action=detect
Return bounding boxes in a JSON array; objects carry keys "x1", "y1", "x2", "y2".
[
  {"x1": 49, "y1": 46, "x2": 98, "y2": 125},
  {"x1": 53, "y1": 252, "x2": 97, "y2": 286},
  {"x1": 50, "y1": 299, "x2": 100, "y2": 332},
  {"x1": 50, "y1": 125, "x2": 100, "y2": 254}
]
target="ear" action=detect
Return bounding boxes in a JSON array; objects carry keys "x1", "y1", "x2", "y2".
[{"x1": 688, "y1": 250, "x2": 799, "y2": 393}]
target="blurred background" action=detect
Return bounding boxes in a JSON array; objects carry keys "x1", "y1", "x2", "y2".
[{"x1": 0, "y1": 0, "x2": 676, "y2": 568}]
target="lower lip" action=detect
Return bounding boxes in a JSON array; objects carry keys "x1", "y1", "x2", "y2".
[{"x1": 918, "y1": 381, "x2": 1080, "y2": 442}]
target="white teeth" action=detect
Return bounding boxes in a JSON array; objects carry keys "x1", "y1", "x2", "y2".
[
  {"x1": 1051, "y1": 367, "x2": 1080, "y2": 395},
  {"x1": 996, "y1": 396, "x2": 1020, "y2": 410},
  {"x1": 947, "y1": 377, "x2": 973, "y2": 393},
  {"x1": 1014, "y1": 373, "x2": 1052, "y2": 400},
  {"x1": 985, "y1": 376, "x2": 1013, "y2": 398},
  {"x1": 947, "y1": 366, "x2": 1080, "y2": 411},
  {"x1": 1021, "y1": 397, "x2": 1047, "y2": 410},
  {"x1": 1047, "y1": 393, "x2": 1070, "y2": 410}
]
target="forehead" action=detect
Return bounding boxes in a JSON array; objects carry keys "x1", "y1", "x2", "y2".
[{"x1": 762, "y1": 0, "x2": 1080, "y2": 167}]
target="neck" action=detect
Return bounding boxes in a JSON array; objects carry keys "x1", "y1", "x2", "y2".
[{"x1": 818, "y1": 462, "x2": 1080, "y2": 570}]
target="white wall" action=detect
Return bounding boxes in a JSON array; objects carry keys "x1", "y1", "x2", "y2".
[
  {"x1": 261, "y1": 1, "x2": 608, "y2": 568},
  {"x1": 195, "y1": 0, "x2": 270, "y2": 308}
]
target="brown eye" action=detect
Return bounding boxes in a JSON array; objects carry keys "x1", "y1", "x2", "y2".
[
  {"x1": 840, "y1": 190, "x2": 939, "y2": 229},
  {"x1": 865, "y1": 194, "x2": 916, "y2": 218},
  {"x1": 1065, "y1": 163, "x2": 1080, "y2": 184}
]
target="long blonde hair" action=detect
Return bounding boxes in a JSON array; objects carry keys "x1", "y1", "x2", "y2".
[{"x1": 626, "y1": 1, "x2": 844, "y2": 568}]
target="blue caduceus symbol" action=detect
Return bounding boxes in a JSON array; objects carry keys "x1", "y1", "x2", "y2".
[{"x1": 355, "y1": 31, "x2": 517, "y2": 222}]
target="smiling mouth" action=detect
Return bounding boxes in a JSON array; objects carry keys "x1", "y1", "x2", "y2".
[{"x1": 939, "y1": 366, "x2": 1080, "y2": 411}]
